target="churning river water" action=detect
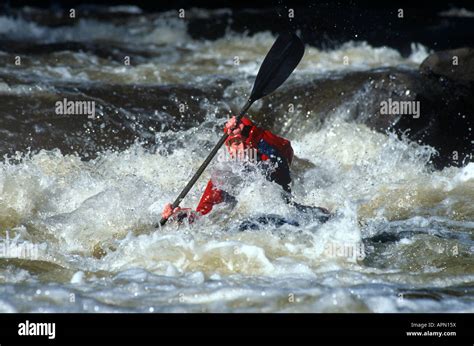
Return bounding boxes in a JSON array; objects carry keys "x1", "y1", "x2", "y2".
[{"x1": 0, "y1": 6, "x2": 473, "y2": 312}]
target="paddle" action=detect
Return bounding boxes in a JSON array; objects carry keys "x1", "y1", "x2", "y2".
[{"x1": 158, "y1": 32, "x2": 305, "y2": 227}]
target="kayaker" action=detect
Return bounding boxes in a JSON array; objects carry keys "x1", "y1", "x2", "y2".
[{"x1": 161, "y1": 115, "x2": 328, "y2": 223}]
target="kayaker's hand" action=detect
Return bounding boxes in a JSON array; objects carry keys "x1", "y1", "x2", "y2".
[
  {"x1": 162, "y1": 203, "x2": 182, "y2": 219},
  {"x1": 162, "y1": 203, "x2": 196, "y2": 223},
  {"x1": 224, "y1": 116, "x2": 244, "y2": 136}
]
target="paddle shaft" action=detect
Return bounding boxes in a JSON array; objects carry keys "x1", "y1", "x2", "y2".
[{"x1": 158, "y1": 99, "x2": 253, "y2": 227}]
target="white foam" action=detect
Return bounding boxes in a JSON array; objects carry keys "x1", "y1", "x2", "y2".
[
  {"x1": 439, "y1": 7, "x2": 474, "y2": 18},
  {"x1": 70, "y1": 271, "x2": 85, "y2": 284}
]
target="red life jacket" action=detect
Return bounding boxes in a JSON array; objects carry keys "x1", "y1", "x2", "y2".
[
  {"x1": 196, "y1": 117, "x2": 293, "y2": 215},
  {"x1": 239, "y1": 117, "x2": 294, "y2": 165}
]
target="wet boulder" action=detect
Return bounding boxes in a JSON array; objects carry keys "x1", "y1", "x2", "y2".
[{"x1": 420, "y1": 47, "x2": 474, "y2": 82}]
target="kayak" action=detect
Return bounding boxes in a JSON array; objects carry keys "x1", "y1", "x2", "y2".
[{"x1": 236, "y1": 203, "x2": 332, "y2": 231}]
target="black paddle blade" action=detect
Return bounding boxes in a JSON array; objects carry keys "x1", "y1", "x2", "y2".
[{"x1": 249, "y1": 32, "x2": 305, "y2": 101}]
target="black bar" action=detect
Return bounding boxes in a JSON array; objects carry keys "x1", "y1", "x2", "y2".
[{"x1": 0, "y1": 313, "x2": 472, "y2": 345}]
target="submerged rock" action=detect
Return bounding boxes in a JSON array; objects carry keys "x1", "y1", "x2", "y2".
[{"x1": 0, "y1": 77, "x2": 230, "y2": 159}]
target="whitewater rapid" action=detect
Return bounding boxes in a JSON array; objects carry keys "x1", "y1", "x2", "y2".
[{"x1": 0, "y1": 7, "x2": 473, "y2": 312}]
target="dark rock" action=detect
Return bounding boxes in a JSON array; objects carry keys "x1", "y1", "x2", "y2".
[{"x1": 420, "y1": 47, "x2": 474, "y2": 82}]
